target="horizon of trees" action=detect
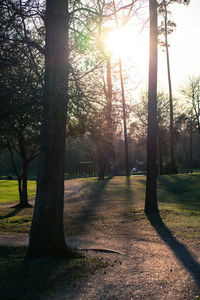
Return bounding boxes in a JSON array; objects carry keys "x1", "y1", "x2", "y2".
[{"x1": 0, "y1": 0, "x2": 195, "y2": 180}]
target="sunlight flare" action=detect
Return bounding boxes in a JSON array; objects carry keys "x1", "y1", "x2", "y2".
[{"x1": 104, "y1": 26, "x2": 134, "y2": 58}]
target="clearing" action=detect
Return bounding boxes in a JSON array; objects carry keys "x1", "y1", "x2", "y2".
[{"x1": 0, "y1": 175, "x2": 200, "y2": 299}]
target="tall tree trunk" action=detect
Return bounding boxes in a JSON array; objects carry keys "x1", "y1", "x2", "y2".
[
  {"x1": 106, "y1": 56, "x2": 116, "y2": 176},
  {"x1": 119, "y1": 58, "x2": 129, "y2": 177},
  {"x1": 112, "y1": 0, "x2": 129, "y2": 177},
  {"x1": 97, "y1": 142, "x2": 105, "y2": 180},
  {"x1": 157, "y1": 126, "x2": 163, "y2": 175},
  {"x1": 106, "y1": 55, "x2": 113, "y2": 175},
  {"x1": 163, "y1": 0, "x2": 176, "y2": 173},
  {"x1": 189, "y1": 119, "x2": 193, "y2": 173},
  {"x1": 28, "y1": 0, "x2": 72, "y2": 258},
  {"x1": 145, "y1": 0, "x2": 159, "y2": 214}
]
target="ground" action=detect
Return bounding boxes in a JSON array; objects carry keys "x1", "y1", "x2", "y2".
[{"x1": 0, "y1": 176, "x2": 200, "y2": 299}]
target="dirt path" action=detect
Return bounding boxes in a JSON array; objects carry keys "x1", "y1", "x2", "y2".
[{"x1": 1, "y1": 177, "x2": 200, "y2": 299}]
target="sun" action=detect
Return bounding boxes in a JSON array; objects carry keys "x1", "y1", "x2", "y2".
[
  {"x1": 103, "y1": 24, "x2": 149, "y2": 85},
  {"x1": 104, "y1": 26, "x2": 134, "y2": 59}
]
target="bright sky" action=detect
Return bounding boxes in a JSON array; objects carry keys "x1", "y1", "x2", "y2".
[
  {"x1": 148, "y1": 0, "x2": 200, "y2": 96},
  {"x1": 104, "y1": 0, "x2": 200, "y2": 99},
  {"x1": 164, "y1": 0, "x2": 200, "y2": 94}
]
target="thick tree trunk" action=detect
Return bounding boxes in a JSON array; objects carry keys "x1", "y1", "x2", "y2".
[
  {"x1": 28, "y1": 0, "x2": 72, "y2": 258},
  {"x1": 145, "y1": 0, "x2": 159, "y2": 214}
]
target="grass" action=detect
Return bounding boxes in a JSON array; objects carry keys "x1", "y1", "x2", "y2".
[
  {"x1": 157, "y1": 173, "x2": 200, "y2": 239},
  {"x1": 0, "y1": 245, "x2": 108, "y2": 300},
  {"x1": 0, "y1": 180, "x2": 36, "y2": 204},
  {"x1": 0, "y1": 207, "x2": 33, "y2": 234},
  {"x1": 0, "y1": 175, "x2": 200, "y2": 298},
  {"x1": 0, "y1": 174, "x2": 200, "y2": 238}
]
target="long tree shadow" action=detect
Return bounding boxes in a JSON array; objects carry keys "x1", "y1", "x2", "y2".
[
  {"x1": 124, "y1": 176, "x2": 133, "y2": 207},
  {"x1": 66, "y1": 178, "x2": 112, "y2": 235},
  {"x1": 147, "y1": 213, "x2": 200, "y2": 285},
  {"x1": 0, "y1": 207, "x2": 23, "y2": 220}
]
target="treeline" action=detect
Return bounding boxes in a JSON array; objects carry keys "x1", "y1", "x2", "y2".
[{"x1": 1, "y1": 1, "x2": 198, "y2": 197}]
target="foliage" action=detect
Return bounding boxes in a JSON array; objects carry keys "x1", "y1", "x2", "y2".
[
  {"x1": 180, "y1": 75, "x2": 200, "y2": 134},
  {"x1": 158, "y1": 0, "x2": 190, "y2": 47}
]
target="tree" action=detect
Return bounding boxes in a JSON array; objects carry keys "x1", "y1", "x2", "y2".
[
  {"x1": 180, "y1": 76, "x2": 200, "y2": 135},
  {"x1": 135, "y1": 89, "x2": 170, "y2": 175},
  {"x1": 28, "y1": 0, "x2": 74, "y2": 259},
  {"x1": 112, "y1": 0, "x2": 131, "y2": 177},
  {"x1": 0, "y1": 46, "x2": 41, "y2": 208},
  {"x1": 158, "y1": 0, "x2": 190, "y2": 174},
  {"x1": 145, "y1": 0, "x2": 159, "y2": 214}
]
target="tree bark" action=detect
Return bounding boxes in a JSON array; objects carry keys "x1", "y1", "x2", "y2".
[
  {"x1": 145, "y1": 0, "x2": 159, "y2": 214},
  {"x1": 7, "y1": 139, "x2": 30, "y2": 207},
  {"x1": 106, "y1": 56, "x2": 116, "y2": 176},
  {"x1": 28, "y1": 0, "x2": 73, "y2": 258},
  {"x1": 20, "y1": 157, "x2": 30, "y2": 207},
  {"x1": 106, "y1": 56, "x2": 113, "y2": 175},
  {"x1": 119, "y1": 58, "x2": 129, "y2": 177},
  {"x1": 18, "y1": 131, "x2": 30, "y2": 208},
  {"x1": 189, "y1": 119, "x2": 193, "y2": 173},
  {"x1": 112, "y1": 0, "x2": 129, "y2": 177},
  {"x1": 97, "y1": 143, "x2": 105, "y2": 180},
  {"x1": 157, "y1": 126, "x2": 163, "y2": 175},
  {"x1": 163, "y1": 0, "x2": 176, "y2": 174}
]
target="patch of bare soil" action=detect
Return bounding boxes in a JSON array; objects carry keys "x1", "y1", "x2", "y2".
[{"x1": 1, "y1": 178, "x2": 200, "y2": 299}]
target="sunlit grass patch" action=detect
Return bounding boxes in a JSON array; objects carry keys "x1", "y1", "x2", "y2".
[
  {"x1": 0, "y1": 180, "x2": 36, "y2": 204},
  {"x1": 0, "y1": 245, "x2": 108, "y2": 300}
]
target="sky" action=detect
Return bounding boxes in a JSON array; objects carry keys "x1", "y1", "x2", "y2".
[
  {"x1": 158, "y1": 0, "x2": 200, "y2": 95},
  {"x1": 107, "y1": 0, "x2": 200, "y2": 99}
]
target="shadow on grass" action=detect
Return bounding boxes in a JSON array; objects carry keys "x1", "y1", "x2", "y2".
[
  {"x1": 147, "y1": 213, "x2": 200, "y2": 285},
  {"x1": 0, "y1": 245, "x2": 107, "y2": 300},
  {"x1": 124, "y1": 176, "x2": 133, "y2": 208},
  {"x1": 157, "y1": 174, "x2": 200, "y2": 211},
  {"x1": 66, "y1": 178, "x2": 111, "y2": 234},
  {"x1": 0, "y1": 207, "x2": 23, "y2": 220}
]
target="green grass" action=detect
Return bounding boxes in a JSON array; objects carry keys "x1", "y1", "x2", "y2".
[
  {"x1": 157, "y1": 173, "x2": 200, "y2": 239},
  {"x1": 0, "y1": 174, "x2": 200, "y2": 239},
  {"x1": 0, "y1": 180, "x2": 36, "y2": 204},
  {"x1": 0, "y1": 245, "x2": 108, "y2": 300},
  {"x1": 0, "y1": 175, "x2": 200, "y2": 298}
]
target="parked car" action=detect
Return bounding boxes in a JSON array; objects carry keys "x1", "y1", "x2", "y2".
[{"x1": 131, "y1": 167, "x2": 137, "y2": 174}]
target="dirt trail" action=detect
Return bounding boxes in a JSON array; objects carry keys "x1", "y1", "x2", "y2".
[{"x1": 1, "y1": 177, "x2": 200, "y2": 299}]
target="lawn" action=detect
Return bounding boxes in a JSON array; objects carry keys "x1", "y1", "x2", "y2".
[
  {"x1": 0, "y1": 174, "x2": 200, "y2": 299},
  {"x1": 0, "y1": 180, "x2": 36, "y2": 204},
  {"x1": 0, "y1": 175, "x2": 200, "y2": 239}
]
